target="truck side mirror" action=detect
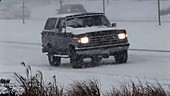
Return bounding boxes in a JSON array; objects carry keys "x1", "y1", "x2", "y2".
[
  {"x1": 112, "y1": 23, "x2": 117, "y2": 27},
  {"x1": 61, "y1": 25, "x2": 67, "y2": 33}
]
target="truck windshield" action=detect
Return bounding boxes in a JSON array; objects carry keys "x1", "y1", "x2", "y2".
[{"x1": 67, "y1": 15, "x2": 110, "y2": 28}]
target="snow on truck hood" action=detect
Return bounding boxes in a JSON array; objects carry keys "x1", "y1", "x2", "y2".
[{"x1": 66, "y1": 26, "x2": 125, "y2": 35}]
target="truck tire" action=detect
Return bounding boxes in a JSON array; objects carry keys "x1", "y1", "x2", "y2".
[
  {"x1": 70, "y1": 55, "x2": 83, "y2": 68},
  {"x1": 114, "y1": 50, "x2": 128, "y2": 63},
  {"x1": 91, "y1": 56, "x2": 102, "y2": 66},
  {"x1": 48, "y1": 54, "x2": 61, "y2": 66},
  {"x1": 69, "y1": 47, "x2": 83, "y2": 68}
]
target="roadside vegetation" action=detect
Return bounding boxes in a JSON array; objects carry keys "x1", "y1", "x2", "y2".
[{"x1": 1, "y1": 62, "x2": 170, "y2": 96}]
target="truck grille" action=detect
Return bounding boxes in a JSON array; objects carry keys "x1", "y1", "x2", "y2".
[
  {"x1": 78, "y1": 30, "x2": 126, "y2": 48},
  {"x1": 89, "y1": 34, "x2": 118, "y2": 46}
]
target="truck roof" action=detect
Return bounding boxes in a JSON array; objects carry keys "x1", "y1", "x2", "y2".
[{"x1": 49, "y1": 12, "x2": 104, "y2": 18}]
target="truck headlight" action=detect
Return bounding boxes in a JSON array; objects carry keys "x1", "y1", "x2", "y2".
[
  {"x1": 78, "y1": 37, "x2": 89, "y2": 44},
  {"x1": 118, "y1": 33, "x2": 127, "y2": 39}
]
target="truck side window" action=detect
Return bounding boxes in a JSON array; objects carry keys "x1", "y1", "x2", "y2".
[
  {"x1": 56, "y1": 18, "x2": 65, "y2": 32},
  {"x1": 44, "y1": 18, "x2": 58, "y2": 30}
]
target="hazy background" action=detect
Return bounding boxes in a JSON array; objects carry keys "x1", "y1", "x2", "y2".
[{"x1": 0, "y1": 0, "x2": 170, "y2": 21}]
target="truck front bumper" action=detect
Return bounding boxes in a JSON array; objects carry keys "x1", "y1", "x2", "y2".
[{"x1": 75, "y1": 43, "x2": 130, "y2": 56}]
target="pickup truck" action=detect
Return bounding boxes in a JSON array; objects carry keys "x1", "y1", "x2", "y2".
[{"x1": 41, "y1": 13, "x2": 130, "y2": 68}]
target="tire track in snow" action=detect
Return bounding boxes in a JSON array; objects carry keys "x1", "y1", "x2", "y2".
[
  {"x1": 1, "y1": 40, "x2": 170, "y2": 53},
  {"x1": 129, "y1": 49, "x2": 170, "y2": 53},
  {"x1": 0, "y1": 41, "x2": 41, "y2": 46}
]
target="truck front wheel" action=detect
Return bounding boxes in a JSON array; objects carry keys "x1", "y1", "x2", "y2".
[
  {"x1": 91, "y1": 56, "x2": 102, "y2": 66},
  {"x1": 114, "y1": 50, "x2": 128, "y2": 63},
  {"x1": 70, "y1": 55, "x2": 83, "y2": 68},
  {"x1": 48, "y1": 54, "x2": 61, "y2": 66},
  {"x1": 69, "y1": 47, "x2": 84, "y2": 68}
]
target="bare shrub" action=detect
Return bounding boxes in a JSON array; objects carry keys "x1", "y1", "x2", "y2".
[
  {"x1": 105, "y1": 79, "x2": 168, "y2": 96},
  {"x1": 66, "y1": 80, "x2": 101, "y2": 96},
  {"x1": 14, "y1": 62, "x2": 63, "y2": 96}
]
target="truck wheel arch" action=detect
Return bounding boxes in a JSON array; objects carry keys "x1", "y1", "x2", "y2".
[
  {"x1": 69, "y1": 44, "x2": 75, "y2": 53},
  {"x1": 47, "y1": 43, "x2": 52, "y2": 48}
]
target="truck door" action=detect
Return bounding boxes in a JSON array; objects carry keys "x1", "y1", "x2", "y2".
[{"x1": 52, "y1": 18, "x2": 72, "y2": 54}]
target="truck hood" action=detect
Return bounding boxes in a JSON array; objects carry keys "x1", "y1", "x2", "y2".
[{"x1": 66, "y1": 26, "x2": 124, "y2": 35}]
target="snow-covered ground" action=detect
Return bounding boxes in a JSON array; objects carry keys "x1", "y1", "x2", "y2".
[
  {"x1": 0, "y1": 0, "x2": 170, "y2": 92},
  {"x1": 1, "y1": 40, "x2": 170, "y2": 92}
]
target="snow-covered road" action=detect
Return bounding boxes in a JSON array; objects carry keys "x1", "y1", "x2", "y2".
[{"x1": 1, "y1": 41, "x2": 170, "y2": 91}]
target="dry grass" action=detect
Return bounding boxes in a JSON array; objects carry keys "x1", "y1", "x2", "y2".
[
  {"x1": 66, "y1": 80, "x2": 101, "y2": 96},
  {"x1": 14, "y1": 62, "x2": 63, "y2": 96},
  {"x1": 14, "y1": 62, "x2": 170, "y2": 96},
  {"x1": 105, "y1": 79, "x2": 169, "y2": 96}
]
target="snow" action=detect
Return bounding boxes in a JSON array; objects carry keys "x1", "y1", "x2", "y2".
[
  {"x1": 119, "y1": 21, "x2": 170, "y2": 50},
  {"x1": 67, "y1": 26, "x2": 125, "y2": 35},
  {"x1": 0, "y1": 0, "x2": 170, "y2": 92}
]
